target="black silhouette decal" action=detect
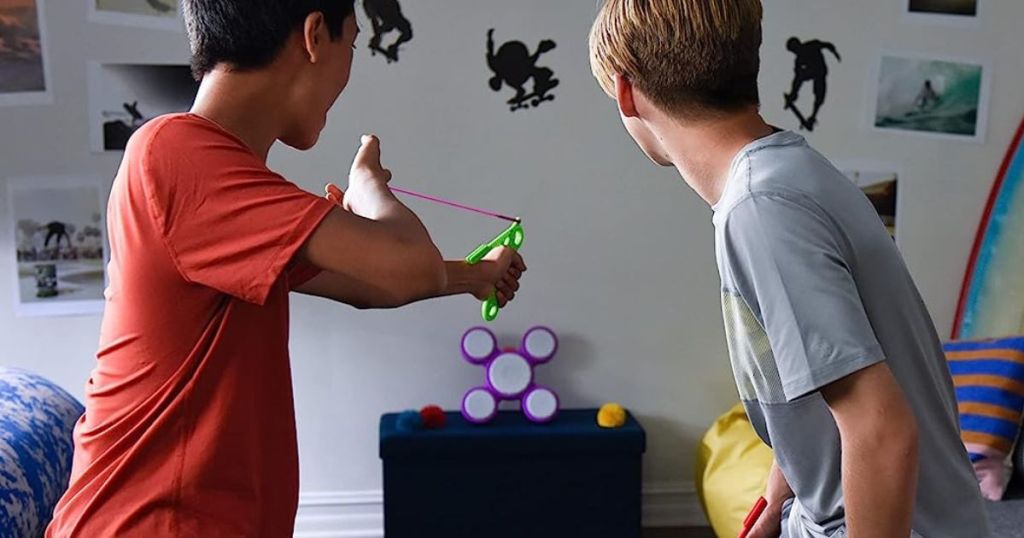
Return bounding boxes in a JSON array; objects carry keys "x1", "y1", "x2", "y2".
[
  {"x1": 486, "y1": 29, "x2": 559, "y2": 112},
  {"x1": 784, "y1": 37, "x2": 841, "y2": 131},
  {"x1": 103, "y1": 101, "x2": 148, "y2": 151},
  {"x1": 364, "y1": 0, "x2": 413, "y2": 63}
]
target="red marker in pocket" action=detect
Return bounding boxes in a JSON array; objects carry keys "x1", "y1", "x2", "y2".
[{"x1": 738, "y1": 496, "x2": 768, "y2": 538}]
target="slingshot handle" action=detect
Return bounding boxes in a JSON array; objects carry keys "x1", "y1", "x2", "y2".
[{"x1": 466, "y1": 222, "x2": 524, "y2": 322}]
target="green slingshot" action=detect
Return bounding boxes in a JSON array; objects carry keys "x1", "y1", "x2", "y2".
[{"x1": 465, "y1": 221, "x2": 524, "y2": 322}]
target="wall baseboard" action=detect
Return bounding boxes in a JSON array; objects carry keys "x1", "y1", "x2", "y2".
[{"x1": 293, "y1": 482, "x2": 707, "y2": 538}]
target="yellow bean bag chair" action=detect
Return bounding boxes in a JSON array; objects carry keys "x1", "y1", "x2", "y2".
[{"x1": 695, "y1": 404, "x2": 775, "y2": 538}]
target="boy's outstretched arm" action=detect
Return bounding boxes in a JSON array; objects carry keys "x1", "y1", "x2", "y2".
[
  {"x1": 297, "y1": 135, "x2": 446, "y2": 308},
  {"x1": 822, "y1": 362, "x2": 919, "y2": 538},
  {"x1": 296, "y1": 247, "x2": 525, "y2": 310}
]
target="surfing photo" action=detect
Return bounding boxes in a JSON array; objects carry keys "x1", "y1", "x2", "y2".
[
  {"x1": 87, "y1": 63, "x2": 198, "y2": 152},
  {"x1": 6, "y1": 177, "x2": 107, "y2": 317},
  {"x1": 871, "y1": 53, "x2": 990, "y2": 141},
  {"x1": 0, "y1": 0, "x2": 50, "y2": 106}
]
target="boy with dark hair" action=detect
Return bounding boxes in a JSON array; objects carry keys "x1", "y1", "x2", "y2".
[
  {"x1": 589, "y1": 0, "x2": 988, "y2": 537},
  {"x1": 47, "y1": 1, "x2": 525, "y2": 535}
]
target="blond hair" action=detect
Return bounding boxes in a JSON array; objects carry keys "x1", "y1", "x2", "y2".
[{"x1": 589, "y1": 0, "x2": 763, "y2": 116}]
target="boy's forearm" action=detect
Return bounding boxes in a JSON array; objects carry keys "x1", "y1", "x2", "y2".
[
  {"x1": 438, "y1": 261, "x2": 480, "y2": 298},
  {"x1": 821, "y1": 362, "x2": 919, "y2": 538},
  {"x1": 841, "y1": 429, "x2": 918, "y2": 538}
]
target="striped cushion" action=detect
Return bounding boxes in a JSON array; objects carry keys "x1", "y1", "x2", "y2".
[{"x1": 945, "y1": 336, "x2": 1024, "y2": 501}]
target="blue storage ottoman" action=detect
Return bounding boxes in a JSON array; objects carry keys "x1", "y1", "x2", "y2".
[{"x1": 380, "y1": 409, "x2": 646, "y2": 538}]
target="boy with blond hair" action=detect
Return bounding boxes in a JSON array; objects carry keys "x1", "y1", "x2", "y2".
[{"x1": 589, "y1": 1, "x2": 988, "y2": 536}]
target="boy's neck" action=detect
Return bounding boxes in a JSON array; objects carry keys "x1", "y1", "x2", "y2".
[
  {"x1": 661, "y1": 111, "x2": 775, "y2": 207},
  {"x1": 190, "y1": 67, "x2": 293, "y2": 162}
]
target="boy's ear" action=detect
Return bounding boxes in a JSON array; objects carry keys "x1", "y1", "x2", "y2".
[
  {"x1": 614, "y1": 74, "x2": 640, "y2": 119},
  {"x1": 302, "y1": 12, "x2": 327, "y2": 63}
]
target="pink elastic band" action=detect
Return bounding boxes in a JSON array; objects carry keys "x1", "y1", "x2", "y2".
[{"x1": 389, "y1": 186, "x2": 520, "y2": 223}]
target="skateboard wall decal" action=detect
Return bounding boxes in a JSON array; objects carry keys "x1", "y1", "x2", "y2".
[
  {"x1": 783, "y1": 37, "x2": 841, "y2": 132},
  {"x1": 486, "y1": 29, "x2": 559, "y2": 112}
]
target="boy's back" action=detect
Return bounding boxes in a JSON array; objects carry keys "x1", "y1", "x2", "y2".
[
  {"x1": 48, "y1": 114, "x2": 335, "y2": 537},
  {"x1": 712, "y1": 131, "x2": 989, "y2": 537}
]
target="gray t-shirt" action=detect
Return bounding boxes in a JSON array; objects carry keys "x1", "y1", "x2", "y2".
[{"x1": 712, "y1": 131, "x2": 989, "y2": 538}]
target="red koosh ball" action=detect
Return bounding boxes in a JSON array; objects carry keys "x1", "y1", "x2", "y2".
[{"x1": 419, "y1": 405, "x2": 447, "y2": 429}]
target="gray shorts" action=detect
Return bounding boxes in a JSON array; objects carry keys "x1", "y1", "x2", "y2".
[{"x1": 781, "y1": 498, "x2": 923, "y2": 538}]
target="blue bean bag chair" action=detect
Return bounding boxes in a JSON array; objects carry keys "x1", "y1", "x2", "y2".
[{"x1": 0, "y1": 368, "x2": 83, "y2": 537}]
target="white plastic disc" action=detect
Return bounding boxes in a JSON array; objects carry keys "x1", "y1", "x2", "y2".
[
  {"x1": 488, "y1": 353, "x2": 533, "y2": 397},
  {"x1": 463, "y1": 388, "x2": 497, "y2": 422},
  {"x1": 523, "y1": 328, "x2": 557, "y2": 362},
  {"x1": 525, "y1": 388, "x2": 558, "y2": 421},
  {"x1": 462, "y1": 328, "x2": 496, "y2": 363}
]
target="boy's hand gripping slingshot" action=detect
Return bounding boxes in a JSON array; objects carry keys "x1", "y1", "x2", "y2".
[{"x1": 387, "y1": 187, "x2": 523, "y2": 322}]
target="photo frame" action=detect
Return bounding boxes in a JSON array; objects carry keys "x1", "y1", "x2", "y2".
[
  {"x1": 838, "y1": 162, "x2": 902, "y2": 245},
  {"x1": 87, "y1": 62, "x2": 198, "y2": 153},
  {"x1": 0, "y1": 0, "x2": 53, "y2": 107},
  {"x1": 867, "y1": 51, "x2": 991, "y2": 143},
  {"x1": 88, "y1": 0, "x2": 183, "y2": 32},
  {"x1": 6, "y1": 176, "x2": 108, "y2": 317},
  {"x1": 903, "y1": 0, "x2": 981, "y2": 27}
]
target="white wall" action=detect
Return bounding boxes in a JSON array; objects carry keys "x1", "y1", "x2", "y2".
[{"x1": 1, "y1": 0, "x2": 1022, "y2": 534}]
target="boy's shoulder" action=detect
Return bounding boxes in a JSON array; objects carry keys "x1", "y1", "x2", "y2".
[
  {"x1": 127, "y1": 113, "x2": 247, "y2": 161},
  {"x1": 126, "y1": 113, "x2": 264, "y2": 184},
  {"x1": 128, "y1": 113, "x2": 199, "y2": 153},
  {"x1": 718, "y1": 131, "x2": 850, "y2": 217}
]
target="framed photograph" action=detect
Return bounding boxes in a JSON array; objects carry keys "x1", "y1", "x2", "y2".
[
  {"x1": 905, "y1": 0, "x2": 979, "y2": 26},
  {"x1": 869, "y1": 52, "x2": 990, "y2": 142},
  {"x1": 841, "y1": 166, "x2": 901, "y2": 242},
  {"x1": 0, "y1": 0, "x2": 52, "y2": 106},
  {"x1": 6, "y1": 176, "x2": 108, "y2": 317},
  {"x1": 88, "y1": 0, "x2": 182, "y2": 31},
  {"x1": 87, "y1": 63, "x2": 198, "y2": 152}
]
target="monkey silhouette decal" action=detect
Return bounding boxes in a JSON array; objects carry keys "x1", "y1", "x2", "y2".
[
  {"x1": 363, "y1": 0, "x2": 413, "y2": 63},
  {"x1": 486, "y1": 29, "x2": 559, "y2": 112}
]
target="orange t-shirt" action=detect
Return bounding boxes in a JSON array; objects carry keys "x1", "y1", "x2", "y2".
[{"x1": 47, "y1": 113, "x2": 335, "y2": 537}]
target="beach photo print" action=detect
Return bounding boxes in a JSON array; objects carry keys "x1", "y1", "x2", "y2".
[
  {"x1": 870, "y1": 53, "x2": 989, "y2": 142},
  {"x1": 6, "y1": 177, "x2": 108, "y2": 317},
  {"x1": 0, "y1": 0, "x2": 51, "y2": 106}
]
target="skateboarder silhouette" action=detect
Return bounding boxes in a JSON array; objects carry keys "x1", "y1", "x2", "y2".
[
  {"x1": 486, "y1": 29, "x2": 559, "y2": 112},
  {"x1": 784, "y1": 37, "x2": 841, "y2": 131},
  {"x1": 363, "y1": 0, "x2": 413, "y2": 63}
]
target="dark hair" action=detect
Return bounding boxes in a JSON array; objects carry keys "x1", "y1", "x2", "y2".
[{"x1": 182, "y1": 0, "x2": 356, "y2": 79}]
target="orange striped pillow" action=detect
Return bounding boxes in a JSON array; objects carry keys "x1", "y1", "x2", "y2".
[{"x1": 945, "y1": 336, "x2": 1024, "y2": 500}]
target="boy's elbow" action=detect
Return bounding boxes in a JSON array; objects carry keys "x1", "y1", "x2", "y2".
[
  {"x1": 414, "y1": 244, "x2": 447, "y2": 296},
  {"x1": 391, "y1": 244, "x2": 446, "y2": 306},
  {"x1": 853, "y1": 405, "x2": 919, "y2": 462}
]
